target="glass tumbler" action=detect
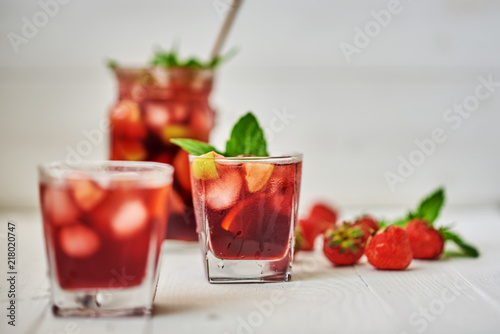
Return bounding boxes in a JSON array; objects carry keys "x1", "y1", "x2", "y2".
[
  {"x1": 39, "y1": 161, "x2": 173, "y2": 316},
  {"x1": 190, "y1": 154, "x2": 303, "y2": 283}
]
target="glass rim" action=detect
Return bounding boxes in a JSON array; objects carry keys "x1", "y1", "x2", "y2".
[
  {"x1": 112, "y1": 66, "x2": 214, "y2": 75},
  {"x1": 38, "y1": 160, "x2": 174, "y2": 182},
  {"x1": 188, "y1": 153, "x2": 303, "y2": 164}
]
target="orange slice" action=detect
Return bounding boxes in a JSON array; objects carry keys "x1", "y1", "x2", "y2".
[{"x1": 243, "y1": 162, "x2": 274, "y2": 193}]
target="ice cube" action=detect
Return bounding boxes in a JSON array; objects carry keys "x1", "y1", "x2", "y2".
[
  {"x1": 68, "y1": 174, "x2": 105, "y2": 211},
  {"x1": 43, "y1": 187, "x2": 80, "y2": 226},
  {"x1": 206, "y1": 170, "x2": 243, "y2": 210},
  {"x1": 110, "y1": 100, "x2": 146, "y2": 138},
  {"x1": 59, "y1": 224, "x2": 100, "y2": 258},
  {"x1": 267, "y1": 166, "x2": 295, "y2": 216},
  {"x1": 144, "y1": 102, "x2": 171, "y2": 132},
  {"x1": 172, "y1": 102, "x2": 189, "y2": 122},
  {"x1": 110, "y1": 199, "x2": 148, "y2": 239},
  {"x1": 189, "y1": 106, "x2": 213, "y2": 138}
]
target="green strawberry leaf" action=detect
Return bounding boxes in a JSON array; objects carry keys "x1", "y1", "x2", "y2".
[
  {"x1": 441, "y1": 229, "x2": 479, "y2": 258},
  {"x1": 225, "y1": 112, "x2": 269, "y2": 157},
  {"x1": 170, "y1": 139, "x2": 223, "y2": 156},
  {"x1": 411, "y1": 187, "x2": 445, "y2": 224}
]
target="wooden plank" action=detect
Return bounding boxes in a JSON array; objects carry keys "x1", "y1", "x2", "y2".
[
  {"x1": 2, "y1": 208, "x2": 500, "y2": 334},
  {"x1": 0, "y1": 211, "x2": 50, "y2": 334}
]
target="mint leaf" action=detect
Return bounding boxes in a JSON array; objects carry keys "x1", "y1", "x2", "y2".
[
  {"x1": 106, "y1": 59, "x2": 118, "y2": 69},
  {"x1": 391, "y1": 215, "x2": 411, "y2": 227},
  {"x1": 386, "y1": 188, "x2": 445, "y2": 227},
  {"x1": 225, "y1": 112, "x2": 269, "y2": 157},
  {"x1": 411, "y1": 188, "x2": 445, "y2": 224},
  {"x1": 441, "y1": 229, "x2": 479, "y2": 258},
  {"x1": 208, "y1": 47, "x2": 239, "y2": 69},
  {"x1": 150, "y1": 46, "x2": 237, "y2": 69},
  {"x1": 170, "y1": 139, "x2": 222, "y2": 156}
]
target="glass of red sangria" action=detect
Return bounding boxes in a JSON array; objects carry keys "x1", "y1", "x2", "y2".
[
  {"x1": 38, "y1": 161, "x2": 173, "y2": 316},
  {"x1": 190, "y1": 152, "x2": 303, "y2": 283}
]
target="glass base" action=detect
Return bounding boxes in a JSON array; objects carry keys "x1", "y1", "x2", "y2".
[
  {"x1": 205, "y1": 250, "x2": 293, "y2": 283},
  {"x1": 51, "y1": 285, "x2": 154, "y2": 317}
]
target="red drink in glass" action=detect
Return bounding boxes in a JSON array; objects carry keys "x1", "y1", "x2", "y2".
[
  {"x1": 39, "y1": 161, "x2": 173, "y2": 316},
  {"x1": 190, "y1": 154, "x2": 302, "y2": 283},
  {"x1": 108, "y1": 67, "x2": 215, "y2": 241}
]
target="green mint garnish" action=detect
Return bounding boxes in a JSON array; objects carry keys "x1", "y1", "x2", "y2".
[
  {"x1": 390, "y1": 187, "x2": 445, "y2": 227},
  {"x1": 441, "y1": 228, "x2": 480, "y2": 258},
  {"x1": 382, "y1": 187, "x2": 479, "y2": 258},
  {"x1": 170, "y1": 112, "x2": 269, "y2": 157},
  {"x1": 225, "y1": 112, "x2": 269, "y2": 157},
  {"x1": 410, "y1": 187, "x2": 445, "y2": 224},
  {"x1": 106, "y1": 59, "x2": 118, "y2": 69},
  {"x1": 150, "y1": 46, "x2": 237, "y2": 69},
  {"x1": 170, "y1": 139, "x2": 223, "y2": 156}
]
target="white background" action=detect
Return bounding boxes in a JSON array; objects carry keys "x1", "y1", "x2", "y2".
[{"x1": 1, "y1": 0, "x2": 499, "y2": 210}]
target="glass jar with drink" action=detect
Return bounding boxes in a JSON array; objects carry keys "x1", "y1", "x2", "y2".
[{"x1": 108, "y1": 60, "x2": 216, "y2": 241}]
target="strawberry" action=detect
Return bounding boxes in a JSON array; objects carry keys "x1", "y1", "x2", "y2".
[
  {"x1": 352, "y1": 215, "x2": 380, "y2": 243},
  {"x1": 365, "y1": 226, "x2": 413, "y2": 270},
  {"x1": 323, "y1": 222, "x2": 366, "y2": 266},
  {"x1": 405, "y1": 219, "x2": 444, "y2": 260},
  {"x1": 309, "y1": 203, "x2": 338, "y2": 225},
  {"x1": 297, "y1": 202, "x2": 338, "y2": 251},
  {"x1": 351, "y1": 222, "x2": 372, "y2": 243},
  {"x1": 355, "y1": 215, "x2": 380, "y2": 233},
  {"x1": 294, "y1": 226, "x2": 312, "y2": 253}
]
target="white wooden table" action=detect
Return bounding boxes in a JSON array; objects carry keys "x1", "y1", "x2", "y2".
[{"x1": 1, "y1": 207, "x2": 500, "y2": 334}]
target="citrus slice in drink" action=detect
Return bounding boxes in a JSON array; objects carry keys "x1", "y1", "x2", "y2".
[
  {"x1": 243, "y1": 162, "x2": 274, "y2": 193},
  {"x1": 191, "y1": 151, "x2": 221, "y2": 180},
  {"x1": 220, "y1": 194, "x2": 267, "y2": 237}
]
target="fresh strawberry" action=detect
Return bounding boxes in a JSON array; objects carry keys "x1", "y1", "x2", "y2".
[
  {"x1": 323, "y1": 222, "x2": 366, "y2": 266},
  {"x1": 297, "y1": 202, "x2": 338, "y2": 251},
  {"x1": 365, "y1": 226, "x2": 413, "y2": 270},
  {"x1": 309, "y1": 203, "x2": 338, "y2": 225},
  {"x1": 355, "y1": 215, "x2": 380, "y2": 232},
  {"x1": 405, "y1": 219, "x2": 444, "y2": 260},
  {"x1": 351, "y1": 222, "x2": 372, "y2": 243},
  {"x1": 353, "y1": 215, "x2": 380, "y2": 243},
  {"x1": 294, "y1": 226, "x2": 311, "y2": 253}
]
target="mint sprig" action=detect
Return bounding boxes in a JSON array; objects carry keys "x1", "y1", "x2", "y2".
[
  {"x1": 171, "y1": 112, "x2": 269, "y2": 157},
  {"x1": 391, "y1": 187, "x2": 445, "y2": 227},
  {"x1": 151, "y1": 46, "x2": 237, "y2": 69},
  {"x1": 170, "y1": 139, "x2": 222, "y2": 156},
  {"x1": 225, "y1": 113, "x2": 269, "y2": 157},
  {"x1": 382, "y1": 187, "x2": 479, "y2": 258},
  {"x1": 410, "y1": 187, "x2": 445, "y2": 224},
  {"x1": 441, "y1": 228, "x2": 480, "y2": 258}
]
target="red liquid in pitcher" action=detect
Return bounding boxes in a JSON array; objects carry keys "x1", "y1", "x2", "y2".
[{"x1": 109, "y1": 67, "x2": 214, "y2": 241}]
